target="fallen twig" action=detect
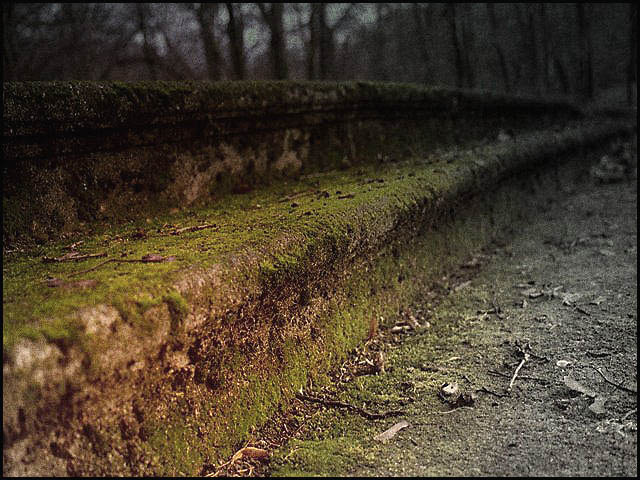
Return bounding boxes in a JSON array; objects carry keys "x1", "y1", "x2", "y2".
[
  {"x1": 586, "y1": 366, "x2": 637, "y2": 394},
  {"x1": 573, "y1": 305, "x2": 591, "y2": 316},
  {"x1": 295, "y1": 393, "x2": 404, "y2": 420},
  {"x1": 528, "y1": 351, "x2": 551, "y2": 363},
  {"x1": 205, "y1": 441, "x2": 251, "y2": 477},
  {"x1": 66, "y1": 240, "x2": 85, "y2": 250},
  {"x1": 66, "y1": 255, "x2": 176, "y2": 277},
  {"x1": 476, "y1": 386, "x2": 508, "y2": 398},
  {"x1": 171, "y1": 223, "x2": 217, "y2": 235},
  {"x1": 488, "y1": 370, "x2": 550, "y2": 384},
  {"x1": 489, "y1": 369, "x2": 541, "y2": 382},
  {"x1": 621, "y1": 408, "x2": 637, "y2": 421},
  {"x1": 515, "y1": 340, "x2": 549, "y2": 363},
  {"x1": 508, "y1": 352, "x2": 530, "y2": 392},
  {"x1": 67, "y1": 259, "x2": 115, "y2": 277},
  {"x1": 42, "y1": 251, "x2": 107, "y2": 263}
]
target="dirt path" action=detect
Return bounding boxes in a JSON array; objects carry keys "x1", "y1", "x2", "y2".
[{"x1": 207, "y1": 140, "x2": 637, "y2": 477}]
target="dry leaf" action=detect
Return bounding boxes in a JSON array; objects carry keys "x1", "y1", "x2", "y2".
[
  {"x1": 231, "y1": 446, "x2": 270, "y2": 463},
  {"x1": 564, "y1": 376, "x2": 596, "y2": 398},
  {"x1": 588, "y1": 396, "x2": 608, "y2": 415},
  {"x1": 240, "y1": 447, "x2": 270, "y2": 460},
  {"x1": 374, "y1": 420, "x2": 409, "y2": 442}
]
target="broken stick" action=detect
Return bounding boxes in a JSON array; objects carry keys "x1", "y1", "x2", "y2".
[
  {"x1": 587, "y1": 366, "x2": 637, "y2": 394},
  {"x1": 66, "y1": 255, "x2": 176, "y2": 277},
  {"x1": 508, "y1": 352, "x2": 530, "y2": 392},
  {"x1": 42, "y1": 251, "x2": 107, "y2": 263},
  {"x1": 295, "y1": 393, "x2": 404, "y2": 420},
  {"x1": 171, "y1": 224, "x2": 217, "y2": 235}
]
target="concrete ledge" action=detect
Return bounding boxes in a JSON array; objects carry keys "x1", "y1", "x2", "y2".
[
  {"x1": 3, "y1": 109, "x2": 632, "y2": 474},
  {"x1": 3, "y1": 81, "x2": 584, "y2": 248}
]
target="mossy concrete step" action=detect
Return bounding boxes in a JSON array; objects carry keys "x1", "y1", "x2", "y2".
[
  {"x1": 2, "y1": 118, "x2": 632, "y2": 475},
  {"x1": 3, "y1": 81, "x2": 584, "y2": 248}
]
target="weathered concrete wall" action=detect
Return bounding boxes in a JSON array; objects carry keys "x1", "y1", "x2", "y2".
[
  {"x1": 3, "y1": 81, "x2": 633, "y2": 476},
  {"x1": 3, "y1": 81, "x2": 582, "y2": 247}
]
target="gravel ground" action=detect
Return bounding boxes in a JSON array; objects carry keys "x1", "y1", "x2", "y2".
[{"x1": 208, "y1": 138, "x2": 637, "y2": 477}]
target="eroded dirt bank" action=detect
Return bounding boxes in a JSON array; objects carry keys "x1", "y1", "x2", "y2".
[{"x1": 216, "y1": 139, "x2": 637, "y2": 477}]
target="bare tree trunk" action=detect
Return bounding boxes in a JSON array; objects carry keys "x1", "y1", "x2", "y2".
[
  {"x1": 576, "y1": 3, "x2": 593, "y2": 99},
  {"x1": 225, "y1": 3, "x2": 246, "y2": 79},
  {"x1": 318, "y1": 3, "x2": 335, "y2": 80},
  {"x1": 539, "y1": 3, "x2": 550, "y2": 94},
  {"x1": 307, "y1": 3, "x2": 320, "y2": 79},
  {"x1": 553, "y1": 55, "x2": 570, "y2": 95},
  {"x1": 159, "y1": 30, "x2": 197, "y2": 80},
  {"x1": 257, "y1": 3, "x2": 288, "y2": 79},
  {"x1": 627, "y1": 3, "x2": 637, "y2": 105},
  {"x1": 445, "y1": 3, "x2": 464, "y2": 89},
  {"x1": 2, "y1": 3, "x2": 17, "y2": 80},
  {"x1": 308, "y1": 3, "x2": 354, "y2": 80},
  {"x1": 412, "y1": 3, "x2": 432, "y2": 84},
  {"x1": 516, "y1": 4, "x2": 539, "y2": 94},
  {"x1": 527, "y1": 5, "x2": 541, "y2": 94},
  {"x1": 459, "y1": 4, "x2": 475, "y2": 89},
  {"x1": 136, "y1": 4, "x2": 158, "y2": 79},
  {"x1": 196, "y1": 3, "x2": 223, "y2": 80},
  {"x1": 486, "y1": 3, "x2": 510, "y2": 93}
]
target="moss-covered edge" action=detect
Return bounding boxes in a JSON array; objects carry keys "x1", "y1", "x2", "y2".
[
  {"x1": 3, "y1": 81, "x2": 588, "y2": 248},
  {"x1": 3, "y1": 80, "x2": 582, "y2": 131},
  {"x1": 2, "y1": 119, "x2": 632, "y2": 475}
]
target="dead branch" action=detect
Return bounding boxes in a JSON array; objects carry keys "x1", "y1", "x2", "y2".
[
  {"x1": 295, "y1": 393, "x2": 404, "y2": 420},
  {"x1": 587, "y1": 366, "x2": 637, "y2": 394},
  {"x1": 42, "y1": 252, "x2": 107, "y2": 263},
  {"x1": 205, "y1": 441, "x2": 250, "y2": 477},
  {"x1": 508, "y1": 353, "x2": 530, "y2": 392},
  {"x1": 171, "y1": 224, "x2": 217, "y2": 235},
  {"x1": 66, "y1": 255, "x2": 175, "y2": 277},
  {"x1": 573, "y1": 305, "x2": 591, "y2": 316},
  {"x1": 488, "y1": 369, "x2": 549, "y2": 384},
  {"x1": 476, "y1": 386, "x2": 508, "y2": 398},
  {"x1": 67, "y1": 259, "x2": 115, "y2": 277}
]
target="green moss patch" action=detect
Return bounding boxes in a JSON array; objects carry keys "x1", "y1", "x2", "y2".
[{"x1": 2, "y1": 119, "x2": 631, "y2": 475}]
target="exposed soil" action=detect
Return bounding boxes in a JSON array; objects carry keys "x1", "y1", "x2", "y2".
[{"x1": 207, "y1": 139, "x2": 637, "y2": 477}]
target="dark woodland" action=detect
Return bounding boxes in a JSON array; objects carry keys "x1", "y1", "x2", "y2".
[{"x1": 2, "y1": 3, "x2": 637, "y2": 104}]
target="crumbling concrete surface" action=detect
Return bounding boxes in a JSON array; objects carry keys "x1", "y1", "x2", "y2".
[{"x1": 2, "y1": 81, "x2": 635, "y2": 476}]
